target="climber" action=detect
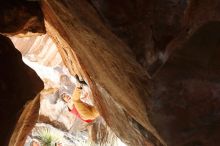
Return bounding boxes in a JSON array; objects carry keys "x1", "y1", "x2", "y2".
[{"x1": 61, "y1": 75, "x2": 99, "y2": 123}]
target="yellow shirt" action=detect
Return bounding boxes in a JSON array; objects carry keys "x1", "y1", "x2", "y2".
[{"x1": 71, "y1": 87, "x2": 99, "y2": 120}]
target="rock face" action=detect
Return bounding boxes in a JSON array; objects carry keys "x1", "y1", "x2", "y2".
[
  {"x1": 41, "y1": 0, "x2": 220, "y2": 146},
  {"x1": 9, "y1": 94, "x2": 41, "y2": 146},
  {"x1": 42, "y1": 0, "x2": 165, "y2": 145},
  {"x1": 89, "y1": 0, "x2": 187, "y2": 76},
  {"x1": 0, "y1": 35, "x2": 43, "y2": 146},
  {"x1": 0, "y1": 1, "x2": 45, "y2": 35},
  {"x1": 150, "y1": 21, "x2": 220, "y2": 146},
  {"x1": 2, "y1": 0, "x2": 220, "y2": 146},
  {"x1": 10, "y1": 34, "x2": 63, "y2": 67}
]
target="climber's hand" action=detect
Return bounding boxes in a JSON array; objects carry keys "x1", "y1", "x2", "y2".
[
  {"x1": 76, "y1": 82, "x2": 82, "y2": 89},
  {"x1": 75, "y1": 74, "x2": 87, "y2": 86}
]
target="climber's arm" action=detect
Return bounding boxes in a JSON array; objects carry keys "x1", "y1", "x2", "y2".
[{"x1": 72, "y1": 87, "x2": 99, "y2": 120}]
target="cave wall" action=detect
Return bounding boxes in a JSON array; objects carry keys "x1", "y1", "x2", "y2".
[
  {"x1": 42, "y1": 0, "x2": 164, "y2": 145},
  {"x1": 0, "y1": 0, "x2": 45, "y2": 36},
  {"x1": 89, "y1": 1, "x2": 220, "y2": 146},
  {"x1": 89, "y1": 0, "x2": 187, "y2": 76},
  {"x1": 9, "y1": 94, "x2": 41, "y2": 146},
  {"x1": 0, "y1": 1, "x2": 45, "y2": 145},
  {"x1": 1, "y1": 0, "x2": 220, "y2": 146},
  {"x1": 42, "y1": 0, "x2": 220, "y2": 146},
  {"x1": 150, "y1": 21, "x2": 220, "y2": 146},
  {"x1": 10, "y1": 34, "x2": 63, "y2": 67},
  {"x1": 0, "y1": 35, "x2": 43, "y2": 145}
]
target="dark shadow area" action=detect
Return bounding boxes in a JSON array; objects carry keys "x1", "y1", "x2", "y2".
[{"x1": 0, "y1": 35, "x2": 43, "y2": 145}]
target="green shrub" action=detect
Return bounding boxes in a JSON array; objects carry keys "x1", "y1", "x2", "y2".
[{"x1": 34, "y1": 127, "x2": 62, "y2": 146}]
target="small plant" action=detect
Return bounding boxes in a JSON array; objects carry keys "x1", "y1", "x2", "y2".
[{"x1": 34, "y1": 127, "x2": 62, "y2": 146}]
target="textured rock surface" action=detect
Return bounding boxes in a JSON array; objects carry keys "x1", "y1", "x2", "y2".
[
  {"x1": 0, "y1": 1, "x2": 45, "y2": 36},
  {"x1": 9, "y1": 94, "x2": 41, "y2": 146},
  {"x1": 2, "y1": 0, "x2": 220, "y2": 145},
  {"x1": 150, "y1": 21, "x2": 220, "y2": 146},
  {"x1": 0, "y1": 35, "x2": 43, "y2": 146},
  {"x1": 42, "y1": 0, "x2": 164, "y2": 145},
  {"x1": 89, "y1": 0, "x2": 187, "y2": 76},
  {"x1": 10, "y1": 34, "x2": 63, "y2": 67},
  {"x1": 42, "y1": 0, "x2": 220, "y2": 146},
  {"x1": 90, "y1": 1, "x2": 220, "y2": 146}
]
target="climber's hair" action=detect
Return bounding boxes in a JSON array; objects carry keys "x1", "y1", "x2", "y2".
[
  {"x1": 60, "y1": 75, "x2": 72, "y2": 86},
  {"x1": 60, "y1": 92, "x2": 71, "y2": 103}
]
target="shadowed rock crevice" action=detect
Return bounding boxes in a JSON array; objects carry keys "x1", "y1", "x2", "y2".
[
  {"x1": 41, "y1": 0, "x2": 165, "y2": 145},
  {"x1": 89, "y1": 0, "x2": 187, "y2": 76},
  {"x1": 0, "y1": 34, "x2": 43, "y2": 146},
  {"x1": 1, "y1": 0, "x2": 220, "y2": 146},
  {"x1": 150, "y1": 21, "x2": 220, "y2": 146}
]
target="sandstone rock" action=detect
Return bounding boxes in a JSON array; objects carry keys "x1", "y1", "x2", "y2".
[
  {"x1": 2, "y1": 0, "x2": 220, "y2": 145},
  {"x1": 0, "y1": 1, "x2": 45, "y2": 36},
  {"x1": 41, "y1": 1, "x2": 220, "y2": 145},
  {"x1": 90, "y1": 0, "x2": 186, "y2": 76},
  {"x1": 10, "y1": 34, "x2": 63, "y2": 67},
  {"x1": 150, "y1": 21, "x2": 220, "y2": 146},
  {"x1": 9, "y1": 94, "x2": 41, "y2": 146},
  {"x1": 0, "y1": 35, "x2": 43, "y2": 145},
  {"x1": 41, "y1": 0, "x2": 165, "y2": 145}
]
